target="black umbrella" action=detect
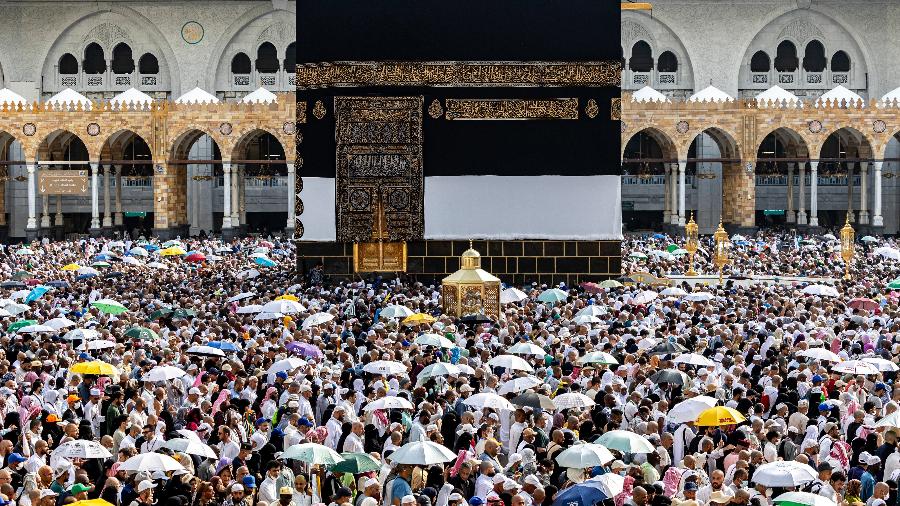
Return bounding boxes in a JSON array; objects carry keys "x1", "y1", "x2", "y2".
[
  {"x1": 651, "y1": 341, "x2": 688, "y2": 355},
  {"x1": 0, "y1": 281, "x2": 25, "y2": 289},
  {"x1": 46, "y1": 280, "x2": 70, "y2": 288},
  {"x1": 649, "y1": 368, "x2": 686, "y2": 385},
  {"x1": 512, "y1": 391, "x2": 556, "y2": 411},
  {"x1": 460, "y1": 314, "x2": 492, "y2": 326},
  {"x1": 104, "y1": 272, "x2": 124, "y2": 278}
]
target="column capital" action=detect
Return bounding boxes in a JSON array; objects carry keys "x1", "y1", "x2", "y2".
[
  {"x1": 809, "y1": 161, "x2": 819, "y2": 170},
  {"x1": 786, "y1": 162, "x2": 796, "y2": 170},
  {"x1": 286, "y1": 162, "x2": 296, "y2": 173}
]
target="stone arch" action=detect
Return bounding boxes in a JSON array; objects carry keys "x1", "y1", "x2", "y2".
[
  {"x1": 622, "y1": 127, "x2": 678, "y2": 161},
  {"x1": 169, "y1": 128, "x2": 225, "y2": 162},
  {"x1": 621, "y1": 12, "x2": 694, "y2": 93},
  {"x1": 818, "y1": 126, "x2": 874, "y2": 161},
  {"x1": 100, "y1": 129, "x2": 153, "y2": 174},
  {"x1": 688, "y1": 127, "x2": 751, "y2": 227},
  {"x1": 757, "y1": 126, "x2": 810, "y2": 159},
  {"x1": 38, "y1": 129, "x2": 93, "y2": 164},
  {"x1": 38, "y1": 7, "x2": 178, "y2": 95}
]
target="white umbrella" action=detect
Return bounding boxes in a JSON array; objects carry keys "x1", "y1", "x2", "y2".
[
  {"x1": 281, "y1": 443, "x2": 344, "y2": 465},
  {"x1": 363, "y1": 360, "x2": 407, "y2": 376},
  {"x1": 660, "y1": 287, "x2": 688, "y2": 297},
  {"x1": 163, "y1": 438, "x2": 218, "y2": 459},
  {"x1": 77, "y1": 339, "x2": 116, "y2": 351},
  {"x1": 772, "y1": 492, "x2": 836, "y2": 506},
  {"x1": 266, "y1": 357, "x2": 306, "y2": 375},
  {"x1": 77, "y1": 267, "x2": 100, "y2": 276},
  {"x1": 142, "y1": 366, "x2": 187, "y2": 382},
  {"x1": 44, "y1": 317, "x2": 77, "y2": 330},
  {"x1": 227, "y1": 292, "x2": 255, "y2": 303},
  {"x1": 631, "y1": 290, "x2": 658, "y2": 305},
  {"x1": 673, "y1": 353, "x2": 716, "y2": 368},
  {"x1": 572, "y1": 314, "x2": 602, "y2": 325},
  {"x1": 237, "y1": 268, "x2": 259, "y2": 279},
  {"x1": 119, "y1": 453, "x2": 185, "y2": 473},
  {"x1": 18, "y1": 324, "x2": 55, "y2": 333},
  {"x1": 498, "y1": 376, "x2": 543, "y2": 395},
  {"x1": 553, "y1": 392, "x2": 596, "y2": 410},
  {"x1": 802, "y1": 284, "x2": 840, "y2": 297},
  {"x1": 577, "y1": 351, "x2": 619, "y2": 365},
  {"x1": 500, "y1": 287, "x2": 528, "y2": 304},
  {"x1": 147, "y1": 261, "x2": 168, "y2": 270},
  {"x1": 582, "y1": 474, "x2": 626, "y2": 498},
  {"x1": 185, "y1": 345, "x2": 226, "y2": 357},
  {"x1": 63, "y1": 328, "x2": 100, "y2": 341},
  {"x1": 302, "y1": 312, "x2": 335, "y2": 329},
  {"x1": 831, "y1": 360, "x2": 880, "y2": 375},
  {"x1": 416, "y1": 363, "x2": 462, "y2": 382},
  {"x1": 3, "y1": 302, "x2": 29, "y2": 315},
  {"x1": 667, "y1": 395, "x2": 718, "y2": 424},
  {"x1": 861, "y1": 357, "x2": 900, "y2": 372},
  {"x1": 487, "y1": 354, "x2": 534, "y2": 372},
  {"x1": 797, "y1": 348, "x2": 842, "y2": 362},
  {"x1": 414, "y1": 334, "x2": 456, "y2": 349},
  {"x1": 261, "y1": 300, "x2": 305, "y2": 314},
  {"x1": 388, "y1": 440, "x2": 457, "y2": 465},
  {"x1": 463, "y1": 392, "x2": 515, "y2": 411},
  {"x1": 874, "y1": 247, "x2": 900, "y2": 261},
  {"x1": 594, "y1": 430, "x2": 655, "y2": 453},
  {"x1": 52, "y1": 440, "x2": 112, "y2": 459},
  {"x1": 128, "y1": 247, "x2": 149, "y2": 257},
  {"x1": 684, "y1": 292, "x2": 714, "y2": 302},
  {"x1": 236, "y1": 304, "x2": 264, "y2": 314},
  {"x1": 576, "y1": 306, "x2": 608, "y2": 317},
  {"x1": 753, "y1": 461, "x2": 817, "y2": 487},
  {"x1": 10, "y1": 290, "x2": 29, "y2": 300},
  {"x1": 555, "y1": 443, "x2": 615, "y2": 468},
  {"x1": 363, "y1": 396, "x2": 414, "y2": 411},
  {"x1": 456, "y1": 364, "x2": 475, "y2": 375},
  {"x1": 507, "y1": 342, "x2": 546, "y2": 357},
  {"x1": 380, "y1": 305, "x2": 415, "y2": 318},
  {"x1": 254, "y1": 312, "x2": 285, "y2": 321}
]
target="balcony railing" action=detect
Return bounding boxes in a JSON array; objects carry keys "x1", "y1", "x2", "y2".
[{"x1": 755, "y1": 175, "x2": 861, "y2": 186}]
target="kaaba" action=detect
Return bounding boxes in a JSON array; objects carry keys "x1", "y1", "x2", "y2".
[{"x1": 296, "y1": 0, "x2": 622, "y2": 285}]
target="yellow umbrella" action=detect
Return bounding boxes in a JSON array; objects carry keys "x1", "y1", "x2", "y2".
[
  {"x1": 69, "y1": 361, "x2": 120, "y2": 377},
  {"x1": 160, "y1": 246, "x2": 186, "y2": 257},
  {"x1": 402, "y1": 313, "x2": 436, "y2": 326},
  {"x1": 695, "y1": 406, "x2": 746, "y2": 427},
  {"x1": 276, "y1": 294, "x2": 299, "y2": 302},
  {"x1": 61, "y1": 263, "x2": 81, "y2": 271},
  {"x1": 71, "y1": 500, "x2": 115, "y2": 506}
]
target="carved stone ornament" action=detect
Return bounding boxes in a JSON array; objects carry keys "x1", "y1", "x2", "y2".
[
  {"x1": 808, "y1": 120, "x2": 823, "y2": 133},
  {"x1": 86, "y1": 123, "x2": 100, "y2": 136},
  {"x1": 874, "y1": 120, "x2": 887, "y2": 133},
  {"x1": 282, "y1": 121, "x2": 296, "y2": 135},
  {"x1": 219, "y1": 122, "x2": 233, "y2": 135},
  {"x1": 428, "y1": 99, "x2": 444, "y2": 119},
  {"x1": 22, "y1": 123, "x2": 36, "y2": 136},
  {"x1": 312, "y1": 100, "x2": 326, "y2": 120},
  {"x1": 585, "y1": 99, "x2": 599, "y2": 119},
  {"x1": 676, "y1": 120, "x2": 690, "y2": 134}
]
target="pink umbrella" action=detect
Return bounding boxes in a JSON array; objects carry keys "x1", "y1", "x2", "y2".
[
  {"x1": 848, "y1": 297, "x2": 879, "y2": 312},
  {"x1": 185, "y1": 252, "x2": 206, "y2": 263}
]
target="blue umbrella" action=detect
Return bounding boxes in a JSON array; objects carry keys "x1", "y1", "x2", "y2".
[
  {"x1": 25, "y1": 285, "x2": 50, "y2": 303},
  {"x1": 652, "y1": 233, "x2": 666, "y2": 239},
  {"x1": 144, "y1": 244, "x2": 160, "y2": 252},
  {"x1": 552, "y1": 483, "x2": 607, "y2": 506},
  {"x1": 76, "y1": 273, "x2": 98, "y2": 280},
  {"x1": 94, "y1": 253, "x2": 113, "y2": 261},
  {"x1": 46, "y1": 280, "x2": 70, "y2": 289},
  {"x1": 254, "y1": 256, "x2": 277, "y2": 268},
  {"x1": 207, "y1": 341, "x2": 239, "y2": 352}
]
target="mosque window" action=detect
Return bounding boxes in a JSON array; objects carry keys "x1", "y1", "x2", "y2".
[
  {"x1": 803, "y1": 40, "x2": 826, "y2": 72},
  {"x1": 59, "y1": 53, "x2": 79, "y2": 75},
  {"x1": 283, "y1": 42, "x2": 296, "y2": 72},
  {"x1": 831, "y1": 51, "x2": 851, "y2": 72},
  {"x1": 231, "y1": 53, "x2": 251, "y2": 74},
  {"x1": 83, "y1": 43, "x2": 106, "y2": 74},
  {"x1": 255, "y1": 42, "x2": 279, "y2": 73},
  {"x1": 658, "y1": 51, "x2": 678, "y2": 73},
  {"x1": 139, "y1": 53, "x2": 159, "y2": 75},
  {"x1": 774, "y1": 40, "x2": 798, "y2": 72},
  {"x1": 629, "y1": 40, "x2": 653, "y2": 72},
  {"x1": 112, "y1": 43, "x2": 135, "y2": 74},
  {"x1": 750, "y1": 51, "x2": 770, "y2": 72}
]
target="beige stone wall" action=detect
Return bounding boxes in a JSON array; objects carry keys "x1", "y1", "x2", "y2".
[{"x1": 0, "y1": 94, "x2": 295, "y2": 230}]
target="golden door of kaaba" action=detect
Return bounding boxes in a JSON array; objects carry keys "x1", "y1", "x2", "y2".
[{"x1": 335, "y1": 96, "x2": 423, "y2": 271}]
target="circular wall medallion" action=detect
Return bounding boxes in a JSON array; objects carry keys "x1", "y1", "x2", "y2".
[
  {"x1": 181, "y1": 21, "x2": 204, "y2": 44},
  {"x1": 22, "y1": 123, "x2": 36, "y2": 136},
  {"x1": 808, "y1": 120, "x2": 823, "y2": 133},
  {"x1": 219, "y1": 122, "x2": 233, "y2": 135},
  {"x1": 676, "y1": 120, "x2": 689, "y2": 134},
  {"x1": 349, "y1": 189, "x2": 371, "y2": 211},
  {"x1": 86, "y1": 123, "x2": 100, "y2": 136},
  {"x1": 874, "y1": 120, "x2": 887, "y2": 133},
  {"x1": 388, "y1": 189, "x2": 410, "y2": 210},
  {"x1": 283, "y1": 121, "x2": 296, "y2": 135}
]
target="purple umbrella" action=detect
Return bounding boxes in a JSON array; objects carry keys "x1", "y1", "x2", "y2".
[{"x1": 287, "y1": 341, "x2": 323, "y2": 359}]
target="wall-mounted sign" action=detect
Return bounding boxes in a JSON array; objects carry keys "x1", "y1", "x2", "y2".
[{"x1": 38, "y1": 170, "x2": 88, "y2": 195}]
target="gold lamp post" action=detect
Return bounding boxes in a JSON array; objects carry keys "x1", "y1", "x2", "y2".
[
  {"x1": 840, "y1": 213, "x2": 855, "y2": 280},
  {"x1": 713, "y1": 220, "x2": 729, "y2": 284},
  {"x1": 685, "y1": 212, "x2": 699, "y2": 276}
]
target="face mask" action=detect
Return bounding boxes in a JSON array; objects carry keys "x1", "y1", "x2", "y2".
[{"x1": 618, "y1": 471, "x2": 626, "y2": 476}]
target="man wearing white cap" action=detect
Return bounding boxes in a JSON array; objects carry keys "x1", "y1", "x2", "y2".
[
  {"x1": 84, "y1": 388, "x2": 102, "y2": 438},
  {"x1": 521, "y1": 475, "x2": 541, "y2": 506},
  {"x1": 130, "y1": 480, "x2": 155, "y2": 506},
  {"x1": 355, "y1": 477, "x2": 381, "y2": 506}
]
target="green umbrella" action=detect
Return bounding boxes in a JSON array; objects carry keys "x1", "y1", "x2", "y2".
[
  {"x1": 282, "y1": 443, "x2": 344, "y2": 465},
  {"x1": 537, "y1": 288, "x2": 568, "y2": 304},
  {"x1": 149, "y1": 308, "x2": 174, "y2": 321},
  {"x1": 91, "y1": 261, "x2": 111, "y2": 268},
  {"x1": 329, "y1": 452, "x2": 382, "y2": 473},
  {"x1": 124, "y1": 326, "x2": 159, "y2": 340},
  {"x1": 862, "y1": 236, "x2": 878, "y2": 243},
  {"x1": 888, "y1": 278, "x2": 900, "y2": 290},
  {"x1": 629, "y1": 252, "x2": 648, "y2": 259},
  {"x1": 8, "y1": 320, "x2": 36, "y2": 332},
  {"x1": 172, "y1": 309, "x2": 197, "y2": 319},
  {"x1": 600, "y1": 280, "x2": 623, "y2": 288},
  {"x1": 666, "y1": 244, "x2": 679, "y2": 253},
  {"x1": 91, "y1": 299, "x2": 128, "y2": 315},
  {"x1": 12, "y1": 270, "x2": 31, "y2": 281}
]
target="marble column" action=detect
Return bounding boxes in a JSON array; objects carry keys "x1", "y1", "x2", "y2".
[
  {"x1": 678, "y1": 161, "x2": 686, "y2": 226},
  {"x1": 286, "y1": 162, "x2": 296, "y2": 232},
  {"x1": 663, "y1": 164, "x2": 671, "y2": 224},
  {"x1": 102, "y1": 164, "x2": 112, "y2": 227},
  {"x1": 873, "y1": 161, "x2": 884, "y2": 227},
  {"x1": 859, "y1": 162, "x2": 869, "y2": 225},
  {"x1": 786, "y1": 163, "x2": 795, "y2": 223},
  {"x1": 846, "y1": 162, "x2": 855, "y2": 223},
  {"x1": 238, "y1": 166, "x2": 246, "y2": 226},
  {"x1": 90, "y1": 162, "x2": 100, "y2": 230},
  {"x1": 26, "y1": 163, "x2": 36, "y2": 230},
  {"x1": 809, "y1": 161, "x2": 819, "y2": 227},
  {"x1": 230, "y1": 164, "x2": 240, "y2": 227},
  {"x1": 114, "y1": 165, "x2": 122, "y2": 226},
  {"x1": 40, "y1": 195, "x2": 50, "y2": 228},
  {"x1": 54, "y1": 195, "x2": 62, "y2": 227},
  {"x1": 798, "y1": 162, "x2": 807, "y2": 225},
  {"x1": 222, "y1": 162, "x2": 232, "y2": 229},
  {"x1": 669, "y1": 163, "x2": 679, "y2": 224}
]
